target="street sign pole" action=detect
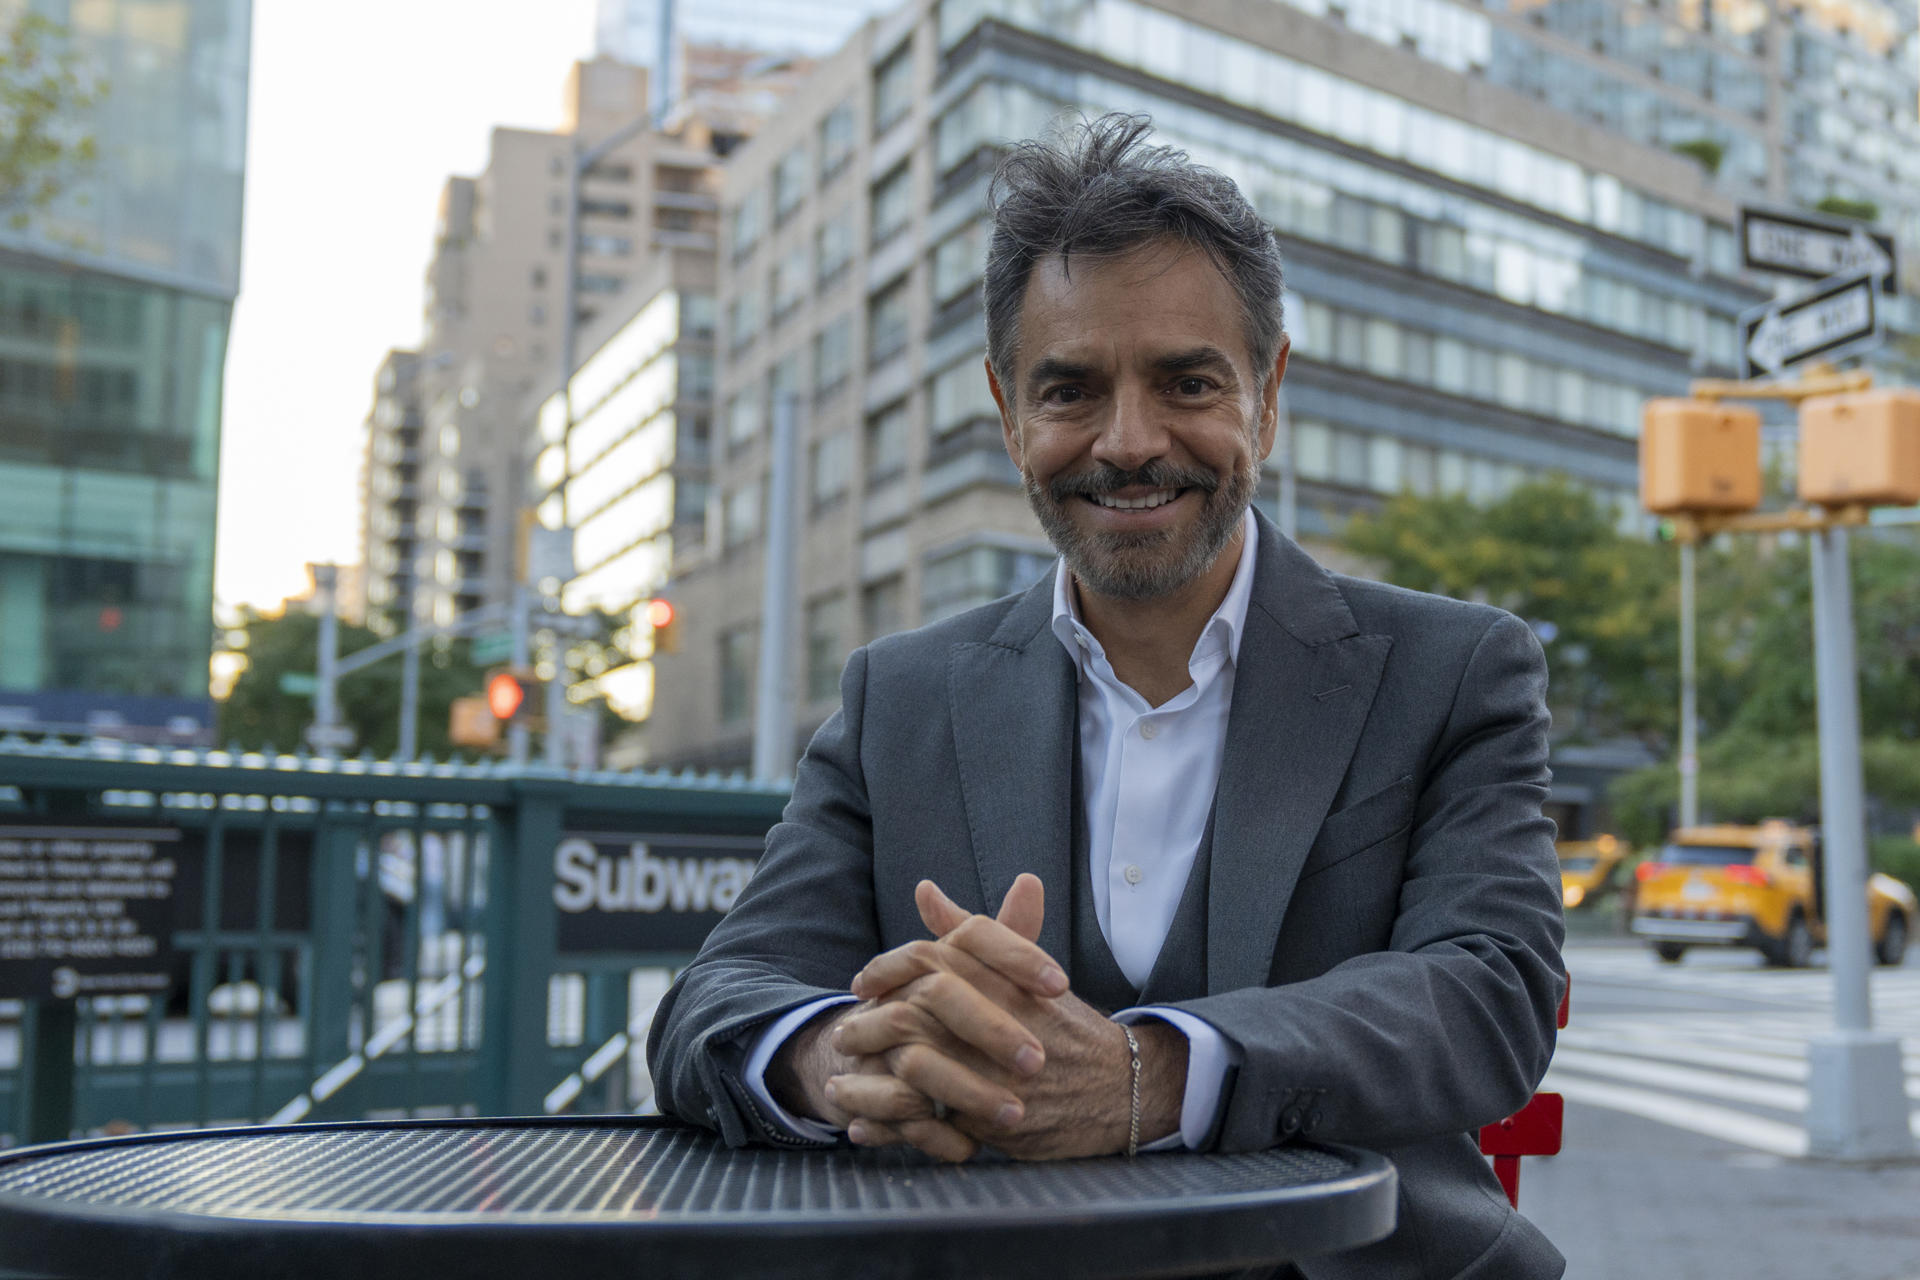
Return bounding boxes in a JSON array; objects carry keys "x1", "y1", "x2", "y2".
[
  {"x1": 310, "y1": 564, "x2": 346, "y2": 759},
  {"x1": 752, "y1": 393, "x2": 802, "y2": 784},
  {"x1": 1805, "y1": 526, "x2": 1914, "y2": 1160},
  {"x1": 1677, "y1": 540, "x2": 1698, "y2": 827},
  {"x1": 399, "y1": 628, "x2": 420, "y2": 761}
]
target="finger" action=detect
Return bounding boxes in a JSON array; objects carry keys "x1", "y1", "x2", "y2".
[
  {"x1": 995, "y1": 873, "x2": 1045, "y2": 944},
  {"x1": 882, "y1": 1041, "x2": 1026, "y2": 1128},
  {"x1": 826, "y1": 1071, "x2": 942, "y2": 1124},
  {"x1": 915, "y1": 879, "x2": 972, "y2": 937},
  {"x1": 850, "y1": 937, "x2": 944, "y2": 1001},
  {"x1": 848, "y1": 1116, "x2": 977, "y2": 1164},
  {"x1": 837, "y1": 975, "x2": 1044, "y2": 1077},
  {"x1": 940, "y1": 912, "x2": 1068, "y2": 997}
]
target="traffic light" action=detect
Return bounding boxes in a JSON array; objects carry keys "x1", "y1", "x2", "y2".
[
  {"x1": 646, "y1": 597, "x2": 680, "y2": 654},
  {"x1": 486, "y1": 669, "x2": 537, "y2": 722},
  {"x1": 1639, "y1": 399, "x2": 1761, "y2": 515}
]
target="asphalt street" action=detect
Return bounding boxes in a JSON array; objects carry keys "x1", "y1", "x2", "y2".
[{"x1": 1521, "y1": 934, "x2": 1920, "y2": 1280}]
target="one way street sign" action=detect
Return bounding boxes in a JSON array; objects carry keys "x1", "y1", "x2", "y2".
[
  {"x1": 1740, "y1": 270, "x2": 1880, "y2": 379},
  {"x1": 1740, "y1": 205, "x2": 1898, "y2": 294}
]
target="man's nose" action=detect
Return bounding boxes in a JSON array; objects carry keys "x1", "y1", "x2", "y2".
[{"x1": 1089, "y1": 381, "x2": 1170, "y2": 472}]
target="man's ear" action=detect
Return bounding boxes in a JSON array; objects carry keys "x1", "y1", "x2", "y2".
[
  {"x1": 987, "y1": 357, "x2": 1022, "y2": 471},
  {"x1": 1256, "y1": 337, "x2": 1291, "y2": 461}
]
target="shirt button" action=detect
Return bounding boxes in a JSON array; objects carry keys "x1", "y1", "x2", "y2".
[
  {"x1": 1123, "y1": 864, "x2": 1143, "y2": 885},
  {"x1": 1139, "y1": 721, "x2": 1158, "y2": 740}
]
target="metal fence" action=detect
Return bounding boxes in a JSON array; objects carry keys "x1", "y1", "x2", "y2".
[{"x1": 0, "y1": 738, "x2": 787, "y2": 1146}]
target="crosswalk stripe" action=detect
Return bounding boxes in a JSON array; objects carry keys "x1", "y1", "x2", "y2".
[
  {"x1": 1548, "y1": 1047, "x2": 1811, "y2": 1112},
  {"x1": 1555, "y1": 1028, "x2": 1808, "y2": 1081},
  {"x1": 1541, "y1": 1072, "x2": 1809, "y2": 1157}
]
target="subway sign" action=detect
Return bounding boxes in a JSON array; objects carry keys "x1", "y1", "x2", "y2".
[{"x1": 552, "y1": 832, "x2": 763, "y2": 953}]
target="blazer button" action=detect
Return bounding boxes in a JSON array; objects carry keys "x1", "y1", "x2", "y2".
[
  {"x1": 1306, "y1": 1109, "x2": 1323, "y2": 1134},
  {"x1": 1280, "y1": 1105, "x2": 1303, "y2": 1133}
]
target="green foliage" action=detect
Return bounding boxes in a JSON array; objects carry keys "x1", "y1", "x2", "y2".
[
  {"x1": 1871, "y1": 837, "x2": 1920, "y2": 898},
  {"x1": 217, "y1": 607, "x2": 493, "y2": 758},
  {"x1": 1342, "y1": 476, "x2": 1679, "y2": 743},
  {"x1": 1671, "y1": 138, "x2": 1724, "y2": 175},
  {"x1": 1814, "y1": 195, "x2": 1880, "y2": 224},
  {"x1": 0, "y1": 12, "x2": 103, "y2": 228}
]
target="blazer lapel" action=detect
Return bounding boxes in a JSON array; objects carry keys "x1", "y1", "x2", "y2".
[
  {"x1": 1208, "y1": 516, "x2": 1392, "y2": 994},
  {"x1": 947, "y1": 568, "x2": 1078, "y2": 971}
]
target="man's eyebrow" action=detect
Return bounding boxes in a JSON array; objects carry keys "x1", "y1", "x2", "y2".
[
  {"x1": 1024, "y1": 356, "x2": 1097, "y2": 391},
  {"x1": 1152, "y1": 346, "x2": 1238, "y2": 375}
]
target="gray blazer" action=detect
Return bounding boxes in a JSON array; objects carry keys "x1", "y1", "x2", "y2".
[{"x1": 647, "y1": 511, "x2": 1567, "y2": 1279}]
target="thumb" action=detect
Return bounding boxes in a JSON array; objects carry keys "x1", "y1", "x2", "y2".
[
  {"x1": 915, "y1": 879, "x2": 972, "y2": 937},
  {"x1": 996, "y1": 872, "x2": 1045, "y2": 943}
]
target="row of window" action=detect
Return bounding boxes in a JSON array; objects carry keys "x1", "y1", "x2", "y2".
[
  {"x1": 737, "y1": 93, "x2": 864, "y2": 257},
  {"x1": 1290, "y1": 295, "x2": 1659, "y2": 438}
]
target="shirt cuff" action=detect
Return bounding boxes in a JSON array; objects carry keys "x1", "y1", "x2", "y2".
[
  {"x1": 1115, "y1": 1006, "x2": 1242, "y2": 1151},
  {"x1": 743, "y1": 994, "x2": 858, "y2": 1143}
]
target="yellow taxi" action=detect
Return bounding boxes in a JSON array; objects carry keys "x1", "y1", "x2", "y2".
[
  {"x1": 1557, "y1": 835, "x2": 1627, "y2": 910},
  {"x1": 1630, "y1": 821, "x2": 1914, "y2": 967}
]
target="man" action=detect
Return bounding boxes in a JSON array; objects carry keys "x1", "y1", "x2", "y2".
[{"x1": 647, "y1": 114, "x2": 1566, "y2": 1279}]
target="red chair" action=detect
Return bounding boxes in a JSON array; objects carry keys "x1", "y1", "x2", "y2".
[{"x1": 1478, "y1": 977, "x2": 1569, "y2": 1207}]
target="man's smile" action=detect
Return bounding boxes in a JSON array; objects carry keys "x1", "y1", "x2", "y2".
[{"x1": 1086, "y1": 487, "x2": 1185, "y2": 511}]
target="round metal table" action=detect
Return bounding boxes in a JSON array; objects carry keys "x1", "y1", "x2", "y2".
[{"x1": 0, "y1": 1116, "x2": 1396, "y2": 1279}]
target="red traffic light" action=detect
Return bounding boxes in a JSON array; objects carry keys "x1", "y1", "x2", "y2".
[
  {"x1": 486, "y1": 671, "x2": 528, "y2": 721},
  {"x1": 646, "y1": 598, "x2": 676, "y2": 629}
]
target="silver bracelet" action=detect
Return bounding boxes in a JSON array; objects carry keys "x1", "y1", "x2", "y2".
[{"x1": 1120, "y1": 1024, "x2": 1141, "y2": 1158}]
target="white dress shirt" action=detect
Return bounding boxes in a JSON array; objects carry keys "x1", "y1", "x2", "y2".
[{"x1": 743, "y1": 512, "x2": 1255, "y2": 1147}]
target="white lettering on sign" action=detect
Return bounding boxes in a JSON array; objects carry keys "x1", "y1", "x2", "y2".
[{"x1": 553, "y1": 839, "x2": 754, "y2": 914}]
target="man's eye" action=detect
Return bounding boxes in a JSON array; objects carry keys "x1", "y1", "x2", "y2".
[
  {"x1": 1174, "y1": 377, "x2": 1211, "y2": 396},
  {"x1": 1045, "y1": 386, "x2": 1084, "y2": 404}
]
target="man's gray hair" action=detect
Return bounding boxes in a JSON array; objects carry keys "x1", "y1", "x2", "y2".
[{"x1": 983, "y1": 113, "x2": 1286, "y2": 390}]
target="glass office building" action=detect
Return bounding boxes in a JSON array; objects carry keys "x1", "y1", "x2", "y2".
[{"x1": 0, "y1": 0, "x2": 250, "y2": 740}]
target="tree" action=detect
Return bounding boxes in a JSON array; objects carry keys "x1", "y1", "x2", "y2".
[
  {"x1": 1341, "y1": 477, "x2": 1681, "y2": 744},
  {"x1": 0, "y1": 12, "x2": 102, "y2": 228},
  {"x1": 217, "y1": 604, "x2": 637, "y2": 759}
]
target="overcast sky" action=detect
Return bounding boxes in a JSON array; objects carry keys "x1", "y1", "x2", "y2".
[{"x1": 214, "y1": 1, "x2": 599, "y2": 612}]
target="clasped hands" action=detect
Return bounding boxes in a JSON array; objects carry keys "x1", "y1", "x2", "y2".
[{"x1": 770, "y1": 873, "x2": 1184, "y2": 1163}]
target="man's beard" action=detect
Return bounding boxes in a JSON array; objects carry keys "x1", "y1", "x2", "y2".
[{"x1": 1023, "y1": 452, "x2": 1258, "y2": 601}]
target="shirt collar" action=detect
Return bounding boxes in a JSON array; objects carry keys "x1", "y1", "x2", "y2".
[{"x1": 1049, "y1": 508, "x2": 1259, "y2": 680}]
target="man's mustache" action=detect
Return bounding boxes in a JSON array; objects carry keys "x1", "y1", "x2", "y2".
[{"x1": 1047, "y1": 462, "x2": 1220, "y2": 505}]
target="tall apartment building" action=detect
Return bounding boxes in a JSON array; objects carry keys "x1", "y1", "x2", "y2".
[
  {"x1": 647, "y1": 0, "x2": 1792, "y2": 769},
  {"x1": 0, "y1": 0, "x2": 251, "y2": 742},
  {"x1": 357, "y1": 350, "x2": 425, "y2": 634},
  {"x1": 361, "y1": 55, "x2": 782, "y2": 633}
]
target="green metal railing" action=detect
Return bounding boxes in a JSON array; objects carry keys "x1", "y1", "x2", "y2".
[{"x1": 0, "y1": 738, "x2": 785, "y2": 1146}]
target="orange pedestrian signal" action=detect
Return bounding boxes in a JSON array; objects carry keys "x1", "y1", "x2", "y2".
[
  {"x1": 647, "y1": 597, "x2": 681, "y2": 654},
  {"x1": 486, "y1": 671, "x2": 530, "y2": 721}
]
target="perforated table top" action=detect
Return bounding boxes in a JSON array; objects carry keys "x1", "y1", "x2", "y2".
[{"x1": 0, "y1": 1116, "x2": 1396, "y2": 1279}]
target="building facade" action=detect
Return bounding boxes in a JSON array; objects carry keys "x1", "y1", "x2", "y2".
[
  {"x1": 646, "y1": 0, "x2": 1795, "y2": 769},
  {"x1": 0, "y1": 0, "x2": 251, "y2": 741},
  {"x1": 357, "y1": 350, "x2": 424, "y2": 633}
]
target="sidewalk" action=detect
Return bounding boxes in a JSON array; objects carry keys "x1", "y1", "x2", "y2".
[{"x1": 1523, "y1": 1084, "x2": 1920, "y2": 1279}]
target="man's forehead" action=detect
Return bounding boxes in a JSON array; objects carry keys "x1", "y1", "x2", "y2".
[{"x1": 1017, "y1": 244, "x2": 1250, "y2": 374}]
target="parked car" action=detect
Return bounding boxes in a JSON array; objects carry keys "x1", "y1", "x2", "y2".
[
  {"x1": 1557, "y1": 834, "x2": 1627, "y2": 910},
  {"x1": 1631, "y1": 821, "x2": 1913, "y2": 967}
]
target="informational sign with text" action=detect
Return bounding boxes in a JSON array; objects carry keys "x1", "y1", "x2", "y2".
[
  {"x1": 0, "y1": 825, "x2": 184, "y2": 1000},
  {"x1": 552, "y1": 832, "x2": 763, "y2": 953}
]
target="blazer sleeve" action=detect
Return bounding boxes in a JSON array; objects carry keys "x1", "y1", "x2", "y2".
[
  {"x1": 1166, "y1": 612, "x2": 1566, "y2": 1152},
  {"x1": 643, "y1": 646, "x2": 883, "y2": 1148}
]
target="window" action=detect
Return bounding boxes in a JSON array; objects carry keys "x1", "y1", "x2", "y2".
[
  {"x1": 579, "y1": 198, "x2": 631, "y2": 218},
  {"x1": 773, "y1": 244, "x2": 809, "y2": 319},
  {"x1": 874, "y1": 45, "x2": 914, "y2": 132},
  {"x1": 723, "y1": 483, "x2": 761, "y2": 548},
  {"x1": 871, "y1": 164, "x2": 912, "y2": 246},
  {"x1": 929, "y1": 359, "x2": 998, "y2": 436},
  {"x1": 810, "y1": 431, "x2": 853, "y2": 507},
  {"x1": 866, "y1": 402, "x2": 909, "y2": 481},
  {"x1": 774, "y1": 147, "x2": 810, "y2": 220},
  {"x1": 819, "y1": 101, "x2": 856, "y2": 181},
  {"x1": 731, "y1": 188, "x2": 765, "y2": 258},
  {"x1": 921, "y1": 543, "x2": 1052, "y2": 623},
  {"x1": 727, "y1": 289, "x2": 762, "y2": 349},
  {"x1": 813, "y1": 316, "x2": 853, "y2": 393},
  {"x1": 726, "y1": 391, "x2": 762, "y2": 446},
  {"x1": 576, "y1": 273, "x2": 623, "y2": 295},
  {"x1": 682, "y1": 293, "x2": 717, "y2": 338},
  {"x1": 932, "y1": 221, "x2": 988, "y2": 302},
  {"x1": 805, "y1": 593, "x2": 849, "y2": 703},
  {"x1": 579, "y1": 233, "x2": 631, "y2": 256},
  {"x1": 1294, "y1": 420, "x2": 1332, "y2": 479},
  {"x1": 718, "y1": 626, "x2": 754, "y2": 724},
  {"x1": 868, "y1": 280, "x2": 910, "y2": 364},
  {"x1": 862, "y1": 575, "x2": 905, "y2": 641},
  {"x1": 770, "y1": 353, "x2": 803, "y2": 404},
  {"x1": 816, "y1": 214, "x2": 854, "y2": 285}
]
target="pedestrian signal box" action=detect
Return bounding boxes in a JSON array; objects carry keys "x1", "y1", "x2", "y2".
[
  {"x1": 1639, "y1": 399, "x2": 1762, "y2": 515},
  {"x1": 486, "y1": 670, "x2": 535, "y2": 721},
  {"x1": 449, "y1": 695, "x2": 500, "y2": 749},
  {"x1": 1797, "y1": 389, "x2": 1920, "y2": 508},
  {"x1": 646, "y1": 597, "x2": 680, "y2": 654}
]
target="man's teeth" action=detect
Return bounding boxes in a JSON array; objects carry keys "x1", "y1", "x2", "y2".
[{"x1": 1092, "y1": 489, "x2": 1179, "y2": 510}]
